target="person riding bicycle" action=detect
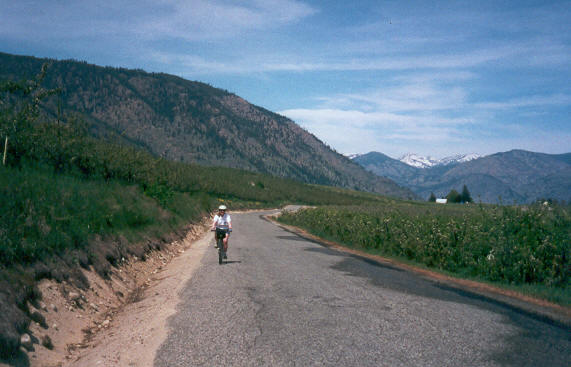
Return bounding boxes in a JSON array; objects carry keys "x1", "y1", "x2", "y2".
[{"x1": 211, "y1": 205, "x2": 232, "y2": 257}]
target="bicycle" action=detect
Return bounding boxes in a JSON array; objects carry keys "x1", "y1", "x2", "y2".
[{"x1": 213, "y1": 227, "x2": 230, "y2": 264}]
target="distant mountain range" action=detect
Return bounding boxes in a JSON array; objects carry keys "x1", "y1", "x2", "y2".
[
  {"x1": 349, "y1": 152, "x2": 482, "y2": 169},
  {"x1": 353, "y1": 150, "x2": 571, "y2": 203},
  {"x1": 0, "y1": 52, "x2": 416, "y2": 199},
  {"x1": 398, "y1": 153, "x2": 482, "y2": 169}
]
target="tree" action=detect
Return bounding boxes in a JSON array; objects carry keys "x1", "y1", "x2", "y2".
[
  {"x1": 446, "y1": 189, "x2": 462, "y2": 203},
  {"x1": 0, "y1": 63, "x2": 59, "y2": 166},
  {"x1": 461, "y1": 184, "x2": 473, "y2": 203},
  {"x1": 428, "y1": 192, "x2": 436, "y2": 202}
]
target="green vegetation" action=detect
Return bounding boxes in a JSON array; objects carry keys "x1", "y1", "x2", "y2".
[
  {"x1": 278, "y1": 202, "x2": 571, "y2": 305},
  {"x1": 1, "y1": 65, "x2": 403, "y2": 358},
  {"x1": 428, "y1": 192, "x2": 436, "y2": 202},
  {"x1": 0, "y1": 52, "x2": 414, "y2": 198},
  {"x1": 1, "y1": 63, "x2": 569, "y2": 358},
  {"x1": 0, "y1": 72, "x2": 389, "y2": 269},
  {"x1": 444, "y1": 185, "x2": 473, "y2": 204},
  {"x1": 0, "y1": 165, "x2": 210, "y2": 266}
]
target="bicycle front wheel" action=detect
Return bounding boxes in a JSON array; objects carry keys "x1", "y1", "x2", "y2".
[{"x1": 218, "y1": 239, "x2": 224, "y2": 264}]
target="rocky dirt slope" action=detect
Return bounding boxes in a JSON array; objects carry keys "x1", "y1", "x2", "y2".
[{"x1": 0, "y1": 222, "x2": 209, "y2": 367}]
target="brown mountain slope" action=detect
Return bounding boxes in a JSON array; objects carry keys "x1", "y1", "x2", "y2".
[{"x1": 0, "y1": 52, "x2": 416, "y2": 199}]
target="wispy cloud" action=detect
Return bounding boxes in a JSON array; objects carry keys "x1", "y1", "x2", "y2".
[
  {"x1": 0, "y1": 0, "x2": 316, "y2": 41},
  {"x1": 142, "y1": 0, "x2": 316, "y2": 41},
  {"x1": 279, "y1": 107, "x2": 471, "y2": 156},
  {"x1": 279, "y1": 83, "x2": 570, "y2": 157},
  {"x1": 319, "y1": 84, "x2": 468, "y2": 113},
  {"x1": 474, "y1": 94, "x2": 571, "y2": 109},
  {"x1": 153, "y1": 44, "x2": 523, "y2": 76}
]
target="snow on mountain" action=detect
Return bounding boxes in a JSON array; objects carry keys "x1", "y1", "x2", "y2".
[
  {"x1": 348, "y1": 152, "x2": 483, "y2": 168},
  {"x1": 438, "y1": 153, "x2": 482, "y2": 165},
  {"x1": 398, "y1": 153, "x2": 439, "y2": 168},
  {"x1": 399, "y1": 153, "x2": 482, "y2": 168}
]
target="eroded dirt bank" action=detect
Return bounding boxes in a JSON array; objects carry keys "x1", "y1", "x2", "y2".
[{"x1": 1, "y1": 222, "x2": 210, "y2": 367}]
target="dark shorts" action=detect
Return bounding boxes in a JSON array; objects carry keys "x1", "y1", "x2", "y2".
[{"x1": 215, "y1": 228, "x2": 229, "y2": 239}]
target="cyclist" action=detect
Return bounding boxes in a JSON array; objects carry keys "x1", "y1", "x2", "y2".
[{"x1": 211, "y1": 205, "x2": 232, "y2": 257}]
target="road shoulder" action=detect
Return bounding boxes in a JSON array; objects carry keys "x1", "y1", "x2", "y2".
[{"x1": 64, "y1": 230, "x2": 211, "y2": 367}]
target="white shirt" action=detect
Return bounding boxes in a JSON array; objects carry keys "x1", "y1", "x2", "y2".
[{"x1": 213, "y1": 213, "x2": 231, "y2": 229}]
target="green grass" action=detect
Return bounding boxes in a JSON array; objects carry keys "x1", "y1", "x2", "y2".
[
  {"x1": 0, "y1": 164, "x2": 213, "y2": 266},
  {"x1": 278, "y1": 203, "x2": 571, "y2": 306},
  {"x1": 0, "y1": 118, "x2": 395, "y2": 268}
]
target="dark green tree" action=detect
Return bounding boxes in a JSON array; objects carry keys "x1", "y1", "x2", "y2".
[
  {"x1": 461, "y1": 184, "x2": 473, "y2": 203},
  {"x1": 428, "y1": 192, "x2": 436, "y2": 202},
  {"x1": 446, "y1": 189, "x2": 462, "y2": 203},
  {"x1": 0, "y1": 63, "x2": 59, "y2": 166}
]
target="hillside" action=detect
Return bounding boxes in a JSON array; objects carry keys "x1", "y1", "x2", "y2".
[
  {"x1": 354, "y1": 150, "x2": 571, "y2": 203},
  {"x1": 0, "y1": 52, "x2": 415, "y2": 200},
  {"x1": 0, "y1": 71, "x2": 420, "y2": 360}
]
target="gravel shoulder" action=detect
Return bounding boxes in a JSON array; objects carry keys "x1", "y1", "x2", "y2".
[
  {"x1": 0, "y1": 223, "x2": 210, "y2": 367},
  {"x1": 64, "y1": 231, "x2": 210, "y2": 367}
]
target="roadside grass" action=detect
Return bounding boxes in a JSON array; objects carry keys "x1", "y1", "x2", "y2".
[
  {"x1": 0, "y1": 164, "x2": 201, "y2": 266},
  {"x1": 0, "y1": 120, "x2": 399, "y2": 358},
  {"x1": 0, "y1": 70, "x2": 409, "y2": 358},
  {"x1": 278, "y1": 203, "x2": 571, "y2": 307},
  {"x1": 0, "y1": 163, "x2": 218, "y2": 358}
]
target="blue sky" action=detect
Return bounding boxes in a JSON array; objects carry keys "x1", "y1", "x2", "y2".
[{"x1": 1, "y1": 0, "x2": 569, "y2": 159}]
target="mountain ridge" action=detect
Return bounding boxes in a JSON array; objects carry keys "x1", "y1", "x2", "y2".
[
  {"x1": 0, "y1": 51, "x2": 416, "y2": 199},
  {"x1": 353, "y1": 150, "x2": 571, "y2": 203}
]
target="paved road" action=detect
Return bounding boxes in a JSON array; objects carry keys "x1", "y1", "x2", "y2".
[{"x1": 154, "y1": 211, "x2": 570, "y2": 366}]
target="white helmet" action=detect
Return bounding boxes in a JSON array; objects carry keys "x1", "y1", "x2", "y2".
[{"x1": 218, "y1": 205, "x2": 227, "y2": 211}]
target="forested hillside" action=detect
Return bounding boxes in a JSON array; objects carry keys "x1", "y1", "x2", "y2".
[
  {"x1": 0, "y1": 65, "x2": 408, "y2": 359},
  {"x1": 0, "y1": 52, "x2": 415, "y2": 199}
]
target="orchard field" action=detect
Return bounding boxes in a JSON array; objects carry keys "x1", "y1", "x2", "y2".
[{"x1": 278, "y1": 202, "x2": 571, "y2": 305}]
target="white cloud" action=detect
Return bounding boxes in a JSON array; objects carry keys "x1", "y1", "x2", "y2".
[
  {"x1": 312, "y1": 78, "x2": 472, "y2": 115},
  {"x1": 279, "y1": 107, "x2": 472, "y2": 155},
  {"x1": 144, "y1": 0, "x2": 316, "y2": 40},
  {"x1": 151, "y1": 44, "x2": 521, "y2": 76},
  {"x1": 280, "y1": 104, "x2": 571, "y2": 157},
  {"x1": 474, "y1": 94, "x2": 571, "y2": 109},
  {"x1": 0, "y1": 0, "x2": 316, "y2": 41}
]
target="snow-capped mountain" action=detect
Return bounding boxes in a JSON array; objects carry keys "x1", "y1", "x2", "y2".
[
  {"x1": 353, "y1": 150, "x2": 571, "y2": 204},
  {"x1": 437, "y1": 153, "x2": 482, "y2": 166},
  {"x1": 398, "y1": 153, "x2": 481, "y2": 168},
  {"x1": 398, "y1": 153, "x2": 439, "y2": 168}
]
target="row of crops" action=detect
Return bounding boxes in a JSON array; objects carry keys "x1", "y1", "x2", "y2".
[{"x1": 278, "y1": 203, "x2": 570, "y2": 295}]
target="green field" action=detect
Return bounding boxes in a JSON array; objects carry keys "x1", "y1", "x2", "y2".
[{"x1": 278, "y1": 202, "x2": 571, "y2": 305}]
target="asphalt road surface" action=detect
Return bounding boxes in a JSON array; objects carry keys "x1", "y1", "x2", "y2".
[{"x1": 154, "y1": 211, "x2": 570, "y2": 366}]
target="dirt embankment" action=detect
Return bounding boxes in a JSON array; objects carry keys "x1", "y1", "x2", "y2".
[{"x1": 1, "y1": 221, "x2": 211, "y2": 367}]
